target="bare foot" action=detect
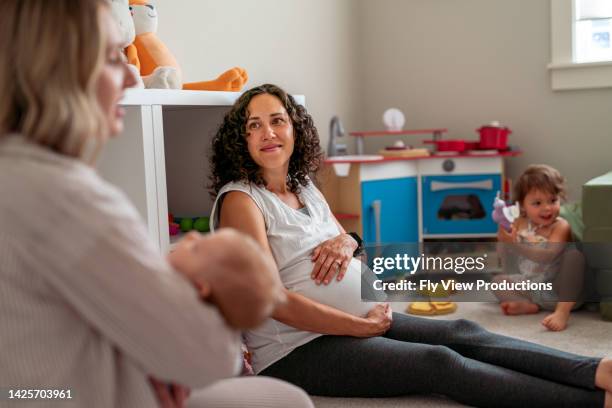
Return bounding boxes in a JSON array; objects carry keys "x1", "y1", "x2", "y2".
[
  {"x1": 541, "y1": 310, "x2": 570, "y2": 331},
  {"x1": 500, "y1": 301, "x2": 539, "y2": 315},
  {"x1": 596, "y1": 358, "x2": 612, "y2": 394}
]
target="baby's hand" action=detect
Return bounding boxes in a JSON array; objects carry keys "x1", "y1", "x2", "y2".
[
  {"x1": 510, "y1": 221, "x2": 519, "y2": 242},
  {"x1": 497, "y1": 226, "x2": 513, "y2": 243}
]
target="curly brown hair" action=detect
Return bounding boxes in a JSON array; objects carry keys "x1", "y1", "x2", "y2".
[
  {"x1": 209, "y1": 84, "x2": 323, "y2": 197},
  {"x1": 513, "y1": 164, "x2": 567, "y2": 204}
]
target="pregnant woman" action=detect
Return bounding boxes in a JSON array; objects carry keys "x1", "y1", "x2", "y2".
[{"x1": 209, "y1": 83, "x2": 612, "y2": 407}]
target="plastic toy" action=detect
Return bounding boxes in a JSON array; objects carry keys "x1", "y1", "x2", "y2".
[
  {"x1": 406, "y1": 301, "x2": 457, "y2": 316},
  {"x1": 128, "y1": 0, "x2": 249, "y2": 91},
  {"x1": 193, "y1": 217, "x2": 210, "y2": 233},
  {"x1": 180, "y1": 218, "x2": 193, "y2": 232},
  {"x1": 169, "y1": 222, "x2": 180, "y2": 236},
  {"x1": 492, "y1": 191, "x2": 519, "y2": 232},
  {"x1": 171, "y1": 216, "x2": 210, "y2": 234}
]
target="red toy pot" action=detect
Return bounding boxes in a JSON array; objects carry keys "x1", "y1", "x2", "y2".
[
  {"x1": 477, "y1": 125, "x2": 511, "y2": 150},
  {"x1": 464, "y1": 141, "x2": 480, "y2": 150},
  {"x1": 423, "y1": 139, "x2": 466, "y2": 152}
]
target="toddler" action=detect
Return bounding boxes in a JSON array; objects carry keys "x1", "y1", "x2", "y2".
[{"x1": 495, "y1": 164, "x2": 583, "y2": 331}]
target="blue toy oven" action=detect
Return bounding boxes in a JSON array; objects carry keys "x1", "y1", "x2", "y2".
[{"x1": 421, "y1": 173, "x2": 501, "y2": 236}]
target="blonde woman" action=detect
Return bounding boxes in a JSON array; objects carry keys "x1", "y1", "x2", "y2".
[{"x1": 0, "y1": 1, "x2": 312, "y2": 407}]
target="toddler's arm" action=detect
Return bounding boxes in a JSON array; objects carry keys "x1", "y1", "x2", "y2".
[{"x1": 512, "y1": 219, "x2": 572, "y2": 263}]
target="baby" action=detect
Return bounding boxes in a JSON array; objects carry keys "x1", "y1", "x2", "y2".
[
  {"x1": 168, "y1": 229, "x2": 286, "y2": 329},
  {"x1": 495, "y1": 164, "x2": 584, "y2": 331}
]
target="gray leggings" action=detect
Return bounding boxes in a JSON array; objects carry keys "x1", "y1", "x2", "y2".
[{"x1": 261, "y1": 313, "x2": 604, "y2": 407}]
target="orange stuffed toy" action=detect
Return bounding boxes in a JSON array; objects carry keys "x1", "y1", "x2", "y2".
[{"x1": 129, "y1": 0, "x2": 248, "y2": 91}]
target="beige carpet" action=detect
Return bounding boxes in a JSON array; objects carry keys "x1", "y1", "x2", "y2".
[{"x1": 312, "y1": 302, "x2": 612, "y2": 408}]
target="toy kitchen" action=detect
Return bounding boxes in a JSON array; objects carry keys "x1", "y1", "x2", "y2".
[{"x1": 320, "y1": 115, "x2": 520, "y2": 245}]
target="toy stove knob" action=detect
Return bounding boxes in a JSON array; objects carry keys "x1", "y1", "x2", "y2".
[{"x1": 442, "y1": 159, "x2": 455, "y2": 172}]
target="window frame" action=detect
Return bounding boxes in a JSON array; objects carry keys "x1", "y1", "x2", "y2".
[{"x1": 548, "y1": 0, "x2": 612, "y2": 90}]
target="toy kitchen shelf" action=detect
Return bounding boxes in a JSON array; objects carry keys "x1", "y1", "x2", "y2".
[
  {"x1": 320, "y1": 151, "x2": 521, "y2": 244},
  {"x1": 96, "y1": 88, "x2": 304, "y2": 253},
  {"x1": 350, "y1": 128, "x2": 447, "y2": 154}
]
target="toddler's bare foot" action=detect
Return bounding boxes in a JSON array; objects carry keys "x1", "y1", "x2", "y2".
[
  {"x1": 595, "y1": 358, "x2": 612, "y2": 394},
  {"x1": 541, "y1": 310, "x2": 570, "y2": 331},
  {"x1": 500, "y1": 301, "x2": 539, "y2": 315}
]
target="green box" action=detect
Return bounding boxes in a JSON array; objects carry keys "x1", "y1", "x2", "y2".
[
  {"x1": 601, "y1": 302, "x2": 612, "y2": 321},
  {"x1": 583, "y1": 227, "x2": 612, "y2": 243},
  {"x1": 595, "y1": 269, "x2": 612, "y2": 297},
  {"x1": 583, "y1": 172, "x2": 612, "y2": 228}
]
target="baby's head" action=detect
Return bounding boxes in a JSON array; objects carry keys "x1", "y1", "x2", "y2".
[
  {"x1": 513, "y1": 164, "x2": 566, "y2": 227},
  {"x1": 169, "y1": 229, "x2": 285, "y2": 329}
]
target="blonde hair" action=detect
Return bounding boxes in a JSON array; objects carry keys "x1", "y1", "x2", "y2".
[
  {"x1": 0, "y1": 0, "x2": 109, "y2": 158},
  {"x1": 513, "y1": 164, "x2": 567, "y2": 204}
]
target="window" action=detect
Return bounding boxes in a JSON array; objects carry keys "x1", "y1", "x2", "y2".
[
  {"x1": 575, "y1": 0, "x2": 612, "y2": 62},
  {"x1": 549, "y1": 0, "x2": 612, "y2": 90}
]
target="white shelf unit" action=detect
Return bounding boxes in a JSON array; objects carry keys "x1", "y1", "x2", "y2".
[{"x1": 97, "y1": 89, "x2": 304, "y2": 253}]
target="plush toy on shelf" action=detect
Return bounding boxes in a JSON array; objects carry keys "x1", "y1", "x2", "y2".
[
  {"x1": 128, "y1": 0, "x2": 249, "y2": 91},
  {"x1": 108, "y1": 0, "x2": 144, "y2": 88},
  {"x1": 492, "y1": 191, "x2": 519, "y2": 232}
]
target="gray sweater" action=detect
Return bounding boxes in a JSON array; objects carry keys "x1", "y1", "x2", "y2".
[{"x1": 0, "y1": 136, "x2": 240, "y2": 407}]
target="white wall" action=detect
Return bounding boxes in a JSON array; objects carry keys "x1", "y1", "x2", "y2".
[
  {"x1": 150, "y1": 0, "x2": 362, "y2": 151},
  {"x1": 359, "y1": 0, "x2": 612, "y2": 199},
  {"x1": 149, "y1": 0, "x2": 611, "y2": 199}
]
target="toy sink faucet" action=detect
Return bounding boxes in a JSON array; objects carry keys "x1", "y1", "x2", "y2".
[{"x1": 328, "y1": 116, "x2": 347, "y2": 157}]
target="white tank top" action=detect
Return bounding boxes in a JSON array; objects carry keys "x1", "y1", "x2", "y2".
[{"x1": 211, "y1": 180, "x2": 378, "y2": 373}]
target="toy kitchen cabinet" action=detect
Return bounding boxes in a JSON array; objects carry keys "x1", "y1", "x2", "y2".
[
  {"x1": 321, "y1": 160, "x2": 419, "y2": 244},
  {"x1": 97, "y1": 89, "x2": 306, "y2": 253},
  {"x1": 321, "y1": 153, "x2": 519, "y2": 244}
]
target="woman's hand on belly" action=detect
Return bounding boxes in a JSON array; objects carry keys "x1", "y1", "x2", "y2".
[{"x1": 311, "y1": 233, "x2": 358, "y2": 285}]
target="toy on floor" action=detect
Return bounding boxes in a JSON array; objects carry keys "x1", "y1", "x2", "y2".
[
  {"x1": 408, "y1": 278, "x2": 458, "y2": 315},
  {"x1": 492, "y1": 191, "x2": 519, "y2": 232},
  {"x1": 406, "y1": 301, "x2": 457, "y2": 316},
  {"x1": 417, "y1": 279, "x2": 457, "y2": 298},
  {"x1": 128, "y1": 0, "x2": 248, "y2": 91}
]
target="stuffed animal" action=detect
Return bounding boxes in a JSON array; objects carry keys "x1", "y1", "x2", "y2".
[
  {"x1": 129, "y1": 0, "x2": 249, "y2": 91},
  {"x1": 492, "y1": 191, "x2": 519, "y2": 232},
  {"x1": 129, "y1": 1, "x2": 181, "y2": 89},
  {"x1": 108, "y1": 0, "x2": 143, "y2": 88}
]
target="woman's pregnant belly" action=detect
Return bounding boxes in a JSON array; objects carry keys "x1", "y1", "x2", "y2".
[{"x1": 282, "y1": 258, "x2": 383, "y2": 318}]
